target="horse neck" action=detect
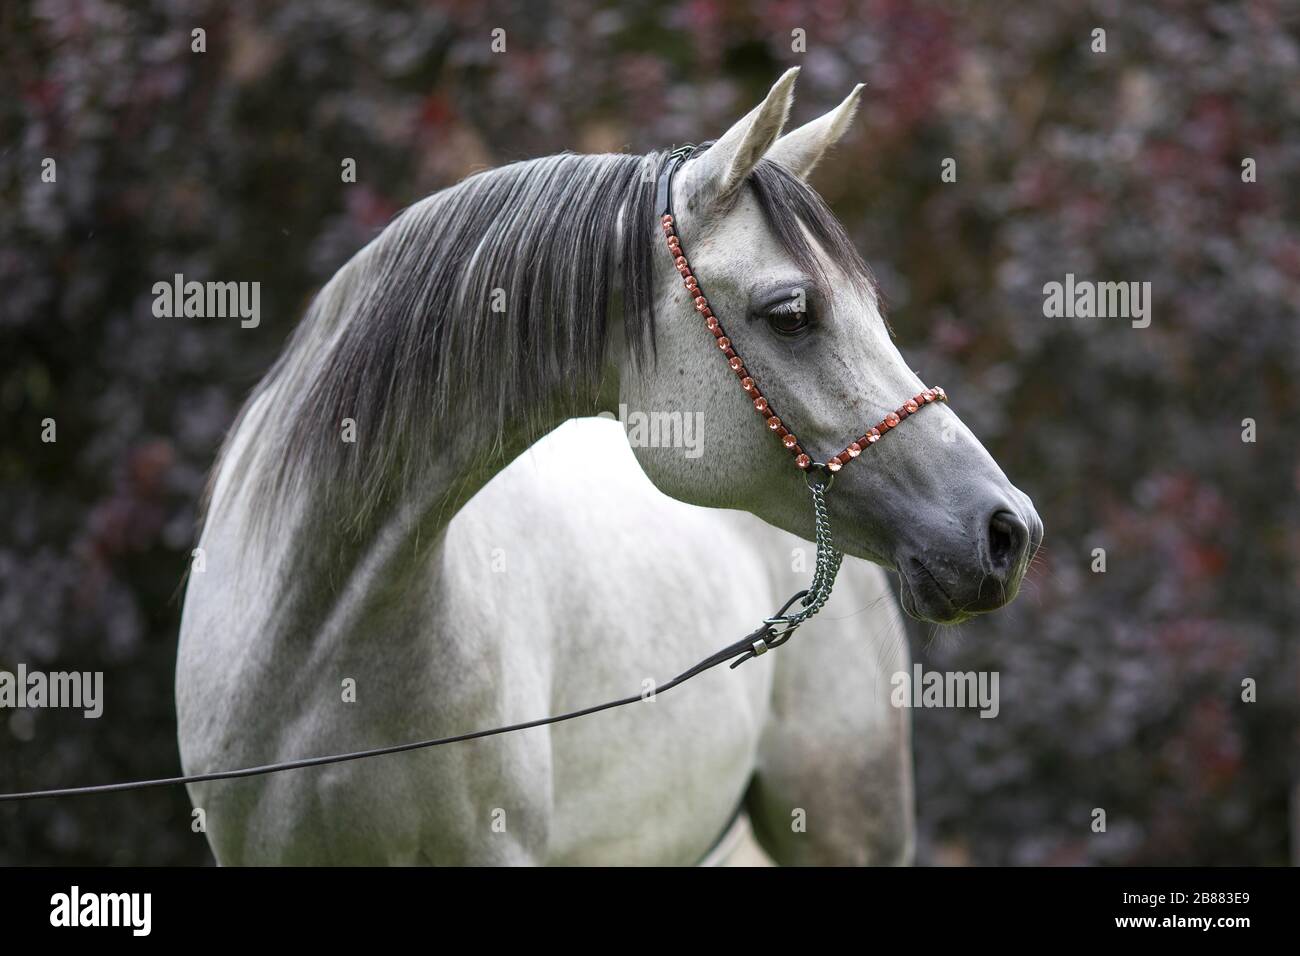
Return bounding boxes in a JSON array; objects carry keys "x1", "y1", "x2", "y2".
[
  {"x1": 215, "y1": 338, "x2": 622, "y2": 646},
  {"x1": 208, "y1": 153, "x2": 646, "y2": 630}
]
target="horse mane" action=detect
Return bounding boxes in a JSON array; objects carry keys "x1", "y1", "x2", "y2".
[{"x1": 203, "y1": 149, "x2": 873, "y2": 539}]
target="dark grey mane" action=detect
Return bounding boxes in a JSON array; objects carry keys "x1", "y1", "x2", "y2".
[{"x1": 209, "y1": 150, "x2": 873, "y2": 536}]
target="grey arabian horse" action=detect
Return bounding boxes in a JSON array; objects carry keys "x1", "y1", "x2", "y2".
[{"x1": 177, "y1": 69, "x2": 1042, "y2": 865}]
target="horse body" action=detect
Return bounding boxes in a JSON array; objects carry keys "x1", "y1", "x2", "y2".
[
  {"x1": 178, "y1": 419, "x2": 912, "y2": 864},
  {"x1": 179, "y1": 69, "x2": 1037, "y2": 865}
]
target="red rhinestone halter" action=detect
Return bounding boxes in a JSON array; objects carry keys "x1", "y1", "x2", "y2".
[{"x1": 657, "y1": 146, "x2": 947, "y2": 478}]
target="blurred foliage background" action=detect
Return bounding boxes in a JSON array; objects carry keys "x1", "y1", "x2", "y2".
[{"x1": 1, "y1": 0, "x2": 1297, "y2": 865}]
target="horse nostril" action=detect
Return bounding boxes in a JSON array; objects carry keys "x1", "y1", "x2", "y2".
[{"x1": 987, "y1": 510, "x2": 1028, "y2": 576}]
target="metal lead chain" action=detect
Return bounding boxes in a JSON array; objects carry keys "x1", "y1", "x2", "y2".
[
  {"x1": 731, "y1": 474, "x2": 844, "y2": 668},
  {"x1": 783, "y1": 476, "x2": 844, "y2": 627}
]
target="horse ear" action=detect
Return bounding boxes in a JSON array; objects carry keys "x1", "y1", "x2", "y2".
[
  {"x1": 677, "y1": 67, "x2": 800, "y2": 213},
  {"x1": 764, "y1": 83, "x2": 864, "y2": 180}
]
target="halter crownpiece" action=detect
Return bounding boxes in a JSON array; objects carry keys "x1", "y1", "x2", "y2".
[{"x1": 656, "y1": 145, "x2": 948, "y2": 477}]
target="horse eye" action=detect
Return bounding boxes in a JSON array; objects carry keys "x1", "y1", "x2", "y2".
[{"x1": 767, "y1": 308, "x2": 810, "y2": 337}]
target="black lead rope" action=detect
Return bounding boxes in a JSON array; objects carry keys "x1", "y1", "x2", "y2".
[
  {"x1": 0, "y1": 624, "x2": 764, "y2": 803},
  {"x1": 0, "y1": 476, "x2": 841, "y2": 803}
]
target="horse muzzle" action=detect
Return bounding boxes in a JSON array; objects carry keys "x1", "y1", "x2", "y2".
[{"x1": 894, "y1": 494, "x2": 1043, "y2": 624}]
